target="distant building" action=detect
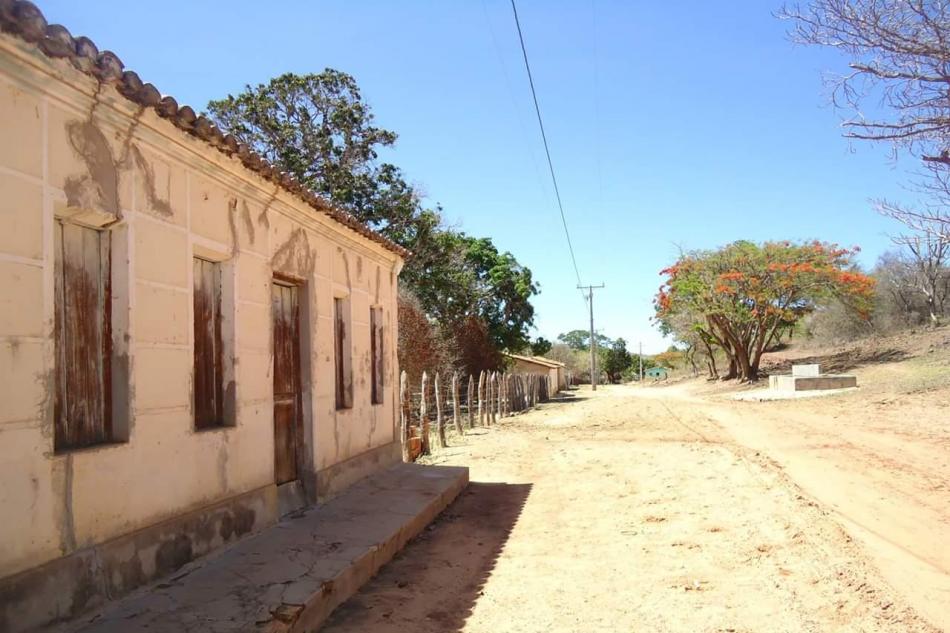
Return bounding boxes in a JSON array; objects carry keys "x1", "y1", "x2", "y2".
[
  {"x1": 0, "y1": 11, "x2": 405, "y2": 631},
  {"x1": 504, "y1": 353, "x2": 566, "y2": 393},
  {"x1": 645, "y1": 366, "x2": 669, "y2": 380}
]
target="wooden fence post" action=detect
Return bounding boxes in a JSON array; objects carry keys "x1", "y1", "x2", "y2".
[
  {"x1": 420, "y1": 372, "x2": 430, "y2": 455},
  {"x1": 400, "y1": 370, "x2": 411, "y2": 462},
  {"x1": 478, "y1": 371, "x2": 486, "y2": 426},
  {"x1": 489, "y1": 372, "x2": 497, "y2": 425},
  {"x1": 452, "y1": 372, "x2": 463, "y2": 435},
  {"x1": 497, "y1": 372, "x2": 504, "y2": 418},
  {"x1": 517, "y1": 375, "x2": 524, "y2": 411},
  {"x1": 435, "y1": 373, "x2": 446, "y2": 448},
  {"x1": 467, "y1": 375, "x2": 475, "y2": 428}
]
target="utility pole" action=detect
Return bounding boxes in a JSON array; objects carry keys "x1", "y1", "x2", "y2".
[
  {"x1": 577, "y1": 284, "x2": 604, "y2": 390},
  {"x1": 639, "y1": 341, "x2": 644, "y2": 382}
]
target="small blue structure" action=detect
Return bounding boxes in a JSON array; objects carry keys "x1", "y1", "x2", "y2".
[{"x1": 645, "y1": 366, "x2": 668, "y2": 381}]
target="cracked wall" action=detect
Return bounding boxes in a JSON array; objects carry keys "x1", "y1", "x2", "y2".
[{"x1": 0, "y1": 31, "x2": 401, "y2": 632}]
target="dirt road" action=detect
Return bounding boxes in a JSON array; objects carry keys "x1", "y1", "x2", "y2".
[
  {"x1": 656, "y1": 365, "x2": 950, "y2": 631},
  {"x1": 321, "y1": 385, "x2": 943, "y2": 633}
]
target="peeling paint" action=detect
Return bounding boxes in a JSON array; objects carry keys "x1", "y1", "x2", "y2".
[
  {"x1": 63, "y1": 119, "x2": 120, "y2": 219},
  {"x1": 130, "y1": 145, "x2": 172, "y2": 217},
  {"x1": 227, "y1": 197, "x2": 240, "y2": 255}
]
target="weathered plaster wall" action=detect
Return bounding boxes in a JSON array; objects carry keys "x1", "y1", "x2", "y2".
[{"x1": 0, "y1": 31, "x2": 401, "y2": 587}]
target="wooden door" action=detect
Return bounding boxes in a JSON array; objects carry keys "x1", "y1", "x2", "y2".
[{"x1": 272, "y1": 281, "x2": 302, "y2": 485}]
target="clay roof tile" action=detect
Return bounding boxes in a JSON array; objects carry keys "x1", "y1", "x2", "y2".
[{"x1": 0, "y1": 1, "x2": 408, "y2": 257}]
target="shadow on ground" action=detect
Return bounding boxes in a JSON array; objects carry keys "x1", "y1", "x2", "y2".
[
  {"x1": 548, "y1": 392, "x2": 587, "y2": 405},
  {"x1": 762, "y1": 347, "x2": 910, "y2": 375},
  {"x1": 320, "y1": 481, "x2": 531, "y2": 633}
]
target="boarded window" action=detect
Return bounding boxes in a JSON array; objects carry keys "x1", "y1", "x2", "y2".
[
  {"x1": 370, "y1": 307, "x2": 384, "y2": 405},
  {"x1": 54, "y1": 222, "x2": 112, "y2": 451},
  {"x1": 193, "y1": 258, "x2": 225, "y2": 429},
  {"x1": 334, "y1": 297, "x2": 353, "y2": 410}
]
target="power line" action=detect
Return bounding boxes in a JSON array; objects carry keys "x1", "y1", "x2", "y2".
[{"x1": 510, "y1": 0, "x2": 583, "y2": 287}]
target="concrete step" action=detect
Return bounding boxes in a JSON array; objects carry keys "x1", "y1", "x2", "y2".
[{"x1": 64, "y1": 463, "x2": 469, "y2": 633}]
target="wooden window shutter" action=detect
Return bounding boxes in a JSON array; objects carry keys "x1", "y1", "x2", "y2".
[
  {"x1": 193, "y1": 258, "x2": 224, "y2": 428},
  {"x1": 54, "y1": 222, "x2": 112, "y2": 451},
  {"x1": 370, "y1": 307, "x2": 384, "y2": 405},
  {"x1": 334, "y1": 298, "x2": 352, "y2": 409}
]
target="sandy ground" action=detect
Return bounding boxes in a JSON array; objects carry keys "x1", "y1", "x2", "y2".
[
  {"x1": 321, "y1": 382, "x2": 945, "y2": 633},
  {"x1": 660, "y1": 352, "x2": 950, "y2": 630}
]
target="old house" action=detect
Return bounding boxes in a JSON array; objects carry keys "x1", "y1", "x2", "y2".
[
  {"x1": 504, "y1": 353, "x2": 566, "y2": 395},
  {"x1": 0, "y1": 6, "x2": 406, "y2": 630}
]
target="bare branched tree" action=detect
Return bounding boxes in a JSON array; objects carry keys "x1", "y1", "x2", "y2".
[
  {"x1": 780, "y1": 1, "x2": 950, "y2": 163},
  {"x1": 780, "y1": 1, "x2": 950, "y2": 243},
  {"x1": 899, "y1": 235, "x2": 950, "y2": 323}
]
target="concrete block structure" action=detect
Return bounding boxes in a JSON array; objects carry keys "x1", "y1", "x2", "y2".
[
  {"x1": 769, "y1": 365, "x2": 858, "y2": 392},
  {"x1": 0, "y1": 8, "x2": 406, "y2": 631}
]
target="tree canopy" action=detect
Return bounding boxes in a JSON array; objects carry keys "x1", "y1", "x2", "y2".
[
  {"x1": 207, "y1": 70, "x2": 538, "y2": 372},
  {"x1": 780, "y1": 1, "x2": 950, "y2": 241},
  {"x1": 599, "y1": 338, "x2": 632, "y2": 384},
  {"x1": 556, "y1": 329, "x2": 613, "y2": 351},
  {"x1": 655, "y1": 240, "x2": 875, "y2": 381}
]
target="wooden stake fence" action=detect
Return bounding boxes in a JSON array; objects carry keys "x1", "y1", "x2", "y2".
[{"x1": 399, "y1": 368, "x2": 554, "y2": 462}]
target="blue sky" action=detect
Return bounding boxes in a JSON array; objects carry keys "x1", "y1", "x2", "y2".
[{"x1": 39, "y1": 1, "x2": 920, "y2": 352}]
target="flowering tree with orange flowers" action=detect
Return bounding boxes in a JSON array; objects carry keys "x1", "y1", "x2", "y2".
[{"x1": 655, "y1": 241, "x2": 875, "y2": 382}]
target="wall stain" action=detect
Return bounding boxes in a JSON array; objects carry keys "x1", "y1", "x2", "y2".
[
  {"x1": 64, "y1": 120, "x2": 121, "y2": 219},
  {"x1": 117, "y1": 105, "x2": 145, "y2": 167},
  {"x1": 240, "y1": 200, "x2": 255, "y2": 244},
  {"x1": 258, "y1": 186, "x2": 279, "y2": 229},
  {"x1": 227, "y1": 198, "x2": 240, "y2": 256},
  {"x1": 356, "y1": 256, "x2": 363, "y2": 281},
  {"x1": 374, "y1": 266, "x2": 381, "y2": 305},
  {"x1": 337, "y1": 247, "x2": 352, "y2": 291},
  {"x1": 130, "y1": 145, "x2": 172, "y2": 217},
  {"x1": 216, "y1": 432, "x2": 230, "y2": 496},
  {"x1": 58, "y1": 454, "x2": 77, "y2": 554},
  {"x1": 272, "y1": 229, "x2": 315, "y2": 278},
  {"x1": 154, "y1": 535, "x2": 192, "y2": 577}
]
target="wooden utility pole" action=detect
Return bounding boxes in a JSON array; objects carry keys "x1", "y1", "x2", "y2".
[
  {"x1": 577, "y1": 284, "x2": 605, "y2": 390},
  {"x1": 639, "y1": 341, "x2": 644, "y2": 382}
]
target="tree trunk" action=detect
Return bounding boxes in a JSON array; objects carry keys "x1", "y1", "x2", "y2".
[
  {"x1": 419, "y1": 372, "x2": 430, "y2": 456},
  {"x1": 399, "y1": 371, "x2": 411, "y2": 462},
  {"x1": 434, "y1": 373, "x2": 446, "y2": 448}
]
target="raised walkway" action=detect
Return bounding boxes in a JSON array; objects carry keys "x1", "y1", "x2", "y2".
[{"x1": 65, "y1": 463, "x2": 469, "y2": 633}]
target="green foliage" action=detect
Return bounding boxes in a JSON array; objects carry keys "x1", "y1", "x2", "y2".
[
  {"x1": 655, "y1": 240, "x2": 875, "y2": 381},
  {"x1": 404, "y1": 232, "x2": 538, "y2": 352},
  {"x1": 207, "y1": 71, "x2": 422, "y2": 242},
  {"x1": 599, "y1": 338, "x2": 632, "y2": 384},
  {"x1": 556, "y1": 329, "x2": 612, "y2": 351},
  {"x1": 207, "y1": 71, "x2": 539, "y2": 370},
  {"x1": 622, "y1": 355, "x2": 656, "y2": 382},
  {"x1": 530, "y1": 337, "x2": 553, "y2": 356}
]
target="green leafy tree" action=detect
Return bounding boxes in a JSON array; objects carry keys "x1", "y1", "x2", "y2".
[
  {"x1": 599, "y1": 338, "x2": 633, "y2": 384},
  {"x1": 406, "y1": 232, "x2": 538, "y2": 352},
  {"x1": 207, "y1": 70, "x2": 425, "y2": 243},
  {"x1": 208, "y1": 71, "x2": 539, "y2": 371},
  {"x1": 530, "y1": 337, "x2": 553, "y2": 356},
  {"x1": 556, "y1": 330, "x2": 612, "y2": 351}
]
